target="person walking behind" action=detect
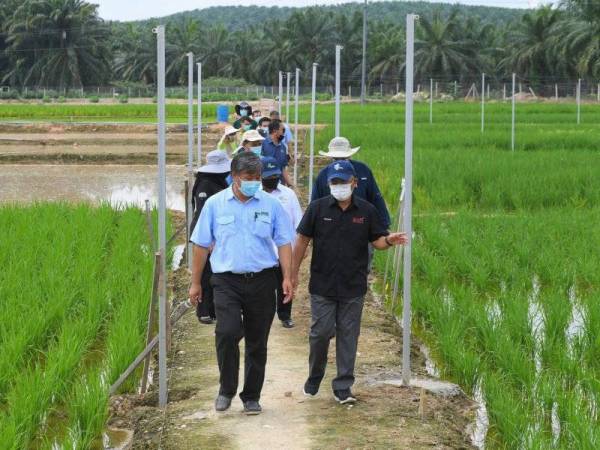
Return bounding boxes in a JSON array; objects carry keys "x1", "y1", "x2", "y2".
[
  {"x1": 292, "y1": 160, "x2": 407, "y2": 404},
  {"x1": 261, "y1": 119, "x2": 293, "y2": 186},
  {"x1": 189, "y1": 152, "x2": 294, "y2": 415},
  {"x1": 269, "y1": 110, "x2": 294, "y2": 146},
  {"x1": 257, "y1": 116, "x2": 271, "y2": 139},
  {"x1": 190, "y1": 149, "x2": 231, "y2": 324},
  {"x1": 234, "y1": 129, "x2": 264, "y2": 156},
  {"x1": 217, "y1": 126, "x2": 240, "y2": 155},
  {"x1": 260, "y1": 156, "x2": 303, "y2": 329}
]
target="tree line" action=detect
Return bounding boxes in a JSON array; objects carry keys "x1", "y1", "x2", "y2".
[{"x1": 0, "y1": 0, "x2": 598, "y2": 90}]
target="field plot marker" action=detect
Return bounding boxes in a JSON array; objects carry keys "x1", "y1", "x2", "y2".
[
  {"x1": 294, "y1": 67, "x2": 300, "y2": 186},
  {"x1": 402, "y1": 13, "x2": 417, "y2": 387},
  {"x1": 154, "y1": 24, "x2": 168, "y2": 408},
  {"x1": 481, "y1": 73, "x2": 485, "y2": 133},
  {"x1": 308, "y1": 63, "x2": 318, "y2": 200},
  {"x1": 286, "y1": 71, "x2": 291, "y2": 121},
  {"x1": 577, "y1": 78, "x2": 581, "y2": 124},
  {"x1": 278, "y1": 71, "x2": 283, "y2": 114},
  {"x1": 511, "y1": 73, "x2": 516, "y2": 152},
  {"x1": 186, "y1": 53, "x2": 194, "y2": 270},
  {"x1": 335, "y1": 44, "x2": 343, "y2": 136},
  {"x1": 197, "y1": 62, "x2": 203, "y2": 164},
  {"x1": 429, "y1": 78, "x2": 433, "y2": 124}
]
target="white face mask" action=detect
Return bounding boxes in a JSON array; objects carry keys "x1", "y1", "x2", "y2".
[{"x1": 330, "y1": 183, "x2": 353, "y2": 201}]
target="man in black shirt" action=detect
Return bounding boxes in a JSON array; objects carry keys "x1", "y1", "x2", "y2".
[{"x1": 292, "y1": 160, "x2": 407, "y2": 404}]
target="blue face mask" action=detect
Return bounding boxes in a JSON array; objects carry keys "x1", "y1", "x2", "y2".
[
  {"x1": 250, "y1": 146, "x2": 262, "y2": 156},
  {"x1": 240, "y1": 110, "x2": 248, "y2": 117},
  {"x1": 240, "y1": 180, "x2": 261, "y2": 197}
]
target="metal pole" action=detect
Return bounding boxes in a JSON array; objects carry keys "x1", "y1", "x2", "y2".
[
  {"x1": 577, "y1": 78, "x2": 581, "y2": 124},
  {"x1": 360, "y1": 0, "x2": 367, "y2": 105},
  {"x1": 285, "y1": 71, "x2": 291, "y2": 121},
  {"x1": 511, "y1": 73, "x2": 516, "y2": 152},
  {"x1": 597, "y1": 83, "x2": 599, "y2": 102},
  {"x1": 154, "y1": 24, "x2": 168, "y2": 408},
  {"x1": 308, "y1": 63, "x2": 317, "y2": 200},
  {"x1": 197, "y1": 62, "x2": 202, "y2": 164},
  {"x1": 503, "y1": 84, "x2": 506, "y2": 101},
  {"x1": 278, "y1": 71, "x2": 283, "y2": 114},
  {"x1": 335, "y1": 44, "x2": 343, "y2": 137},
  {"x1": 481, "y1": 73, "x2": 485, "y2": 133},
  {"x1": 185, "y1": 178, "x2": 192, "y2": 270},
  {"x1": 402, "y1": 13, "x2": 417, "y2": 387},
  {"x1": 555, "y1": 83, "x2": 558, "y2": 101},
  {"x1": 294, "y1": 68, "x2": 300, "y2": 186},
  {"x1": 187, "y1": 53, "x2": 194, "y2": 171},
  {"x1": 429, "y1": 78, "x2": 433, "y2": 124}
]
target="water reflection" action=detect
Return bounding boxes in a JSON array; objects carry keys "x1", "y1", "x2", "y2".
[{"x1": 0, "y1": 164, "x2": 186, "y2": 211}]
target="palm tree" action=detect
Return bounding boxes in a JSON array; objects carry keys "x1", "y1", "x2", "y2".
[
  {"x1": 4, "y1": 0, "x2": 111, "y2": 88},
  {"x1": 499, "y1": 7, "x2": 562, "y2": 82},
  {"x1": 200, "y1": 24, "x2": 235, "y2": 77},
  {"x1": 368, "y1": 24, "x2": 404, "y2": 83},
  {"x1": 112, "y1": 23, "x2": 157, "y2": 84},
  {"x1": 166, "y1": 17, "x2": 202, "y2": 86}
]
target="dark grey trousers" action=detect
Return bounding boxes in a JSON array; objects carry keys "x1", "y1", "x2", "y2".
[{"x1": 307, "y1": 294, "x2": 365, "y2": 391}]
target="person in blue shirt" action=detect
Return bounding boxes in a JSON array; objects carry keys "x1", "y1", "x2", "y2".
[
  {"x1": 189, "y1": 152, "x2": 294, "y2": 416},
  {"x1": 270, "y1": 110, "x2": 294, "y2": 146},
  {"x1": 261, "y1": 119, "x2": 293, "y2": 186},
  {"x1": 311, "y1": 137, "x2": 390, "y2": 229}
]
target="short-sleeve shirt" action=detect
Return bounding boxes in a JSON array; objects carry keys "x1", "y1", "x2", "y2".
[
  {"x1": 191, "y1": 187, "x2": 293, "y2": 274},
  {"x1": 261, "y1": 136, "x2": 289, "y2": 171},
  {"x1": 296, "y1": 194, "x2": 389, "y2": 298}
]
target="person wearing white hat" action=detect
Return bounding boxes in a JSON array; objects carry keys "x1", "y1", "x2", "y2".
[
  {"x1": 234, "y1": 129, "x2": 265, "y2": 157},
  {"x1": 190, "y1": 149, "x2": 232, "y2": 325},
  {"x1": 311, "y1": 136, "x2": 390, "y2": 229},
  {"x1": 217, "y1": 126, "x2": 240, "y2": 155}
]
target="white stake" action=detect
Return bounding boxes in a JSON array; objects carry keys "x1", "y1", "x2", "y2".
[
  {"x1": 503, "y1": 83, "x2": 506, "y2": 101},
  {"x1": 481, "y1": 73, "x2": 485, "y2": 133},
  {"x1": 278, "y1": 71, "x2": 283, "y2": 114},
  {"x1": 577, "y1": 78, "x2": 581, "y2": 124},
  {"x1": 429, "y1": 78, "x2": 433, "y2": 124},
  {"x1": 294, "y1": 68, "x2": 300, "y2": 186},
  {"x1": 309, "y1": 63, "x2": 318, "y2": 200},
  {"x1": 597, "y1": 83, "x2": 599, "y2": 102},
  {"x1": 154, "y1": 24, "x2": 168, "y2": 409},
  {"x1": 555, "y1": 83, "x2": 558, "y2": 101},
  {"x1": 187, "y1": 53, "x2": 194, "y2": 171},
  {"x1": 402, "y1": 13, "x2": 417, "y2": 387},
  {"x1": 197, "y1": 62, "x2": 202, "y2": 164},
  {"x1": 511, "y1": 73, "x2": 516, "y2": 152},
  {"x1": 335, "y1": 44, "x2": 343, "y2": 137},
  {"x1": 286, "y1": 71, "x2": 291, "y2": 121}
]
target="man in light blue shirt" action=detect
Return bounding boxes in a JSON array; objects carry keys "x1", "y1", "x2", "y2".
[{"x1": 189, "y1": 152, "x2": 294, "y2": 416}]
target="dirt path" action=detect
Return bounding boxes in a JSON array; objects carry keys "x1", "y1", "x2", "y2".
[{"x1": 113, "y1": 256, "x2": 477, "y2": 450}]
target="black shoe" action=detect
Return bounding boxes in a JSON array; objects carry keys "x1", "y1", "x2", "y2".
[
  {"x1": 281, "y1": 319, "x2": 295, "y2": 329},
  {"x1": 243, "y1": 400, "x2": 262, "y2": 415},
  {"x1": 215, "y1": 394, "x2": 232, "y2": 411},
  {"x1": 333, "y1": 389, "x2": 357, "y2": 404},
  {"x1": 303, "y1": 380, "x2": 319, "y2": 397},
  {"x1": 199, "y1": 316, "x2": 215, "y2": 325}
]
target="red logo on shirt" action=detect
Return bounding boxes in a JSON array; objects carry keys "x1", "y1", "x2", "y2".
[{"x1": 352, "y1": 216, "x2": 365, "y2": 224}]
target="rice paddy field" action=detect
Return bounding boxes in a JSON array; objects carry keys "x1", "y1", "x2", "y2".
[
  {"x1": 0, "y1": 203, "x2": 171, "y2": 449},
  {"x1": 305, "y1": 101, "x2": 600, "y2": 449}
]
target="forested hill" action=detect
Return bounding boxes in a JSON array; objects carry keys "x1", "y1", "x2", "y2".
[{"x1": 133, "y1": 1, "x2": 523, "y2": 29}]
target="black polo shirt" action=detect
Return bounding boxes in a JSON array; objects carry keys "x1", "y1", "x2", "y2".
[{"x1": 297, "y1": 194, "x2": 389, "y2": 298}]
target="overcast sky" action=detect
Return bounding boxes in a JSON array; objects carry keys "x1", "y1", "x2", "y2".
[{"x1": 90, "y1": 0, "x2": 549, "y2": 22}]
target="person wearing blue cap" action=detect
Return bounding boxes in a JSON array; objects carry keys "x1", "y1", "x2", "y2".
[
  {"x1": 292, "y1": 159, "x2": 407, "y2": 405},
  {"x1": 189, "y1": 152, "x2": 294, "y2": 416},
  {"x1": 260, "y1": 156, "x2": 303, "y2": 329}
]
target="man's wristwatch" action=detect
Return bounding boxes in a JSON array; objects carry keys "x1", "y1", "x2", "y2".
[{"x1": 384, "y1": 235, "x2": 392, "y2": 247}]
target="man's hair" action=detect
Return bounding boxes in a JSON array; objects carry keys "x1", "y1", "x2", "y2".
[
  {"x1": 240, "y1": 116, "x2": 253, "y2": 124},
  {"x1": 269, "y1": 110, "x2": 280, "y2": 118},
  {"x1": 231, "y1": 152, "x2": 262, "y2": 175},
  {"x1": 258, "y1": 117, "x2": 271, "y2": 126},
  {"x1": 269, "y1": 119, "x2": 283, "y2": 135}
]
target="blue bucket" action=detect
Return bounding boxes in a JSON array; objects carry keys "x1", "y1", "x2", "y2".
[{"x1": 216, "y1": 104, "x2": 229, "y2": 123}]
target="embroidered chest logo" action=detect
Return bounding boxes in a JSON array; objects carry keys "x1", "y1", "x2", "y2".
[
  {"x1": 352, "y1": 216, "x2": 365, "y2": 224},
  {"x1": 254, "y1": 211, "x2": 269, "y2": 220},
  {"x1": 323, "y1": 217, "x2": 333, "y2": 222}
]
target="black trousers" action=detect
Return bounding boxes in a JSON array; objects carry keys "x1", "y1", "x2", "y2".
[
  {"x1": 196, "y1": 261, "x2": 216, "y2": 320},
  {"x1": 275, "y1": 266, "x2": 292, "y2": 321},
  {"x1": 211, "y1": 269, "x2": 277, "y2": 402}
]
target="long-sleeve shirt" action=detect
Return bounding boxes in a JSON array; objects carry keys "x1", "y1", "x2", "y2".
[{"x1": 310, "y1": 159, "x2": 391, "y2": 229}]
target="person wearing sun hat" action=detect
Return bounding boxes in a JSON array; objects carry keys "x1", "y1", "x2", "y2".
[
  {"x1": 233, "y1": 101, "x2": 257, "y2": 130},
  {"x1": 260, "y1": 156, "x2": 303, "y2": 329},
  {"x1": 311, "y1": 136, "x2": 390, "y2": 229},
  {"x1": 292, "y1": 159, "x2": 407, "y2": 405},
  {"x1": 234, "y1": 129, "x2": 265, "y2": 156},
  {"x1": 190, "y1": 149, "x2": 232, "y2": 325},
  {"x1": 217, "y1": 125, "x2": 240, "y2": 155}
]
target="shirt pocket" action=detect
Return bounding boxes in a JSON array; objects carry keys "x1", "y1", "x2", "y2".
[
  {"x1": 215, "y1": 215, "x2": 235, "y2": 239},
  {"x1": 253, "y1": 215, "x2": 272, "y2": 239}
]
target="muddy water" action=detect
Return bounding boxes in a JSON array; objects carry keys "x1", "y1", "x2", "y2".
[{"x1": 0, "y1": 164, "x2": 187, "y2": 211}]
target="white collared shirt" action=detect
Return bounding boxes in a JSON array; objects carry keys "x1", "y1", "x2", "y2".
[{"x1": 263, "y1": 183, "x2": 303, "y2": 244}]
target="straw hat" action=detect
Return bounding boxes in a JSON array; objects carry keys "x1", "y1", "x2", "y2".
[
  {"x1": 222, "y1": 126, "x2": 239, "y2": 139},
  {"x1": 318, "y1": 136, "x2": 360, "y2": 158}
]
